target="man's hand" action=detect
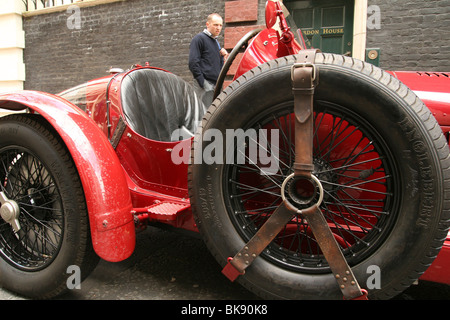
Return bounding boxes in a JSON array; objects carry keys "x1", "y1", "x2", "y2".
[{"x1": 220, "y1": 48, "x2": 229, "y2": 61}]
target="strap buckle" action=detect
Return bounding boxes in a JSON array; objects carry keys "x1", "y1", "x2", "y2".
[{"x1": 291, "y1": 62, "x2": 317, "y2": 82}]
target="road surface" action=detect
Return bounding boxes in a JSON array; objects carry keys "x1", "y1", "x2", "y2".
[{"x1": 0, "y1": 226, "x2": 449, "y2": 301}]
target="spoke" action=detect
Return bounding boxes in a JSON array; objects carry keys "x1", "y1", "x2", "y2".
[
  {"x1": 323, "y1": 192, "x2": 380, "y2": 233},
  {"x1": 12, "y1": 183, "x2": 56, "y2": 203},
  {"x1": 318, "y1": 157, "x2": 385, "y2": 174},
  {"x1": 237, "y1": 149, "x2": 282, "y2": 188},
  {"x1": 321, "y1": 123, "x2": 359, "y2": 163},
  {"x1": 272, "y1": 114, "x2": 295, "y2": 163},
  {"x1": 340, "y1": 174, "x2": 388, "y2": 188},
  {"x1": 230, "y1": 179, "x2": 281, "y2": 197},
  {"x1": 21, "y1": 207, "x2": 62, "y2": 237},
  {"x1": 321, "y1": 180, "x2": 391, "y2": 196}
]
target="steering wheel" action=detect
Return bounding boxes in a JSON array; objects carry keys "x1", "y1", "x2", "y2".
[{"x1": 213, "y1": 28, "x2": 262, "y2": 100}]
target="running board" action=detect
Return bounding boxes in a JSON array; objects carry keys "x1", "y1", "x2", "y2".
[{"x1": 134, "y1": 202, "x2": 190, "y2": 222}]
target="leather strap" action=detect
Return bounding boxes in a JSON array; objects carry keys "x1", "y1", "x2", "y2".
[
  {"x1": 292, "y1": 50, "x2": 368, "y2": 300},
  {"x1": 221, "y1": 201, "x2": 295, "y2": 281},
  {"x1": 291, "y1": 49, "x2": 320, "y2": 176},
  {"x1": 222, "y1": 50, "x2": 320, "y2": 281},
  {"x1": 302, "y1": 206, "x2": 368, "y2": 300}
]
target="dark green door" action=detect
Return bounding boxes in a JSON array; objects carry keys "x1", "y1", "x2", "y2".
[{"x1": 285, "y1": 0, "x2": 354, "y2": 55}]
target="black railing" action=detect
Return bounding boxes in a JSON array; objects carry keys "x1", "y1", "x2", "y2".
[{"x1": 23, "y1": 0, "x2": 77, "y2": 11}]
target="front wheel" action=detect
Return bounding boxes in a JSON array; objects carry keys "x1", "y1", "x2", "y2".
[
  {"x1": 0, "y1": 114, "x2": 99, "y2": 299},
  {"x1": 188, "y1": 53, "x2": 450, "y2": 299}
]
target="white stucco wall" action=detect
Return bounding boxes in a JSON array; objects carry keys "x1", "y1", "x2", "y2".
[{"x1": 0, "y1": 0, "x2": 26, "y2": 93}]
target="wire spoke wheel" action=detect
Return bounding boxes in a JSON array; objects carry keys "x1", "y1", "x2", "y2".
[
  {"x1": 224, "y1": 101, "x2": 399, "y2": 273},
  {"x1": 0, "y1": 148, "x2": 64, "y2": 271}
]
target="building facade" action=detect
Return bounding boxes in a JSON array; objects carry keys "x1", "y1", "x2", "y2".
[
  {"x1": 0, "y1": 0, "x2": 26, "y2": 92},
  {"x1": 1, "y1": 0, "x2": 449, "y2": 94}
]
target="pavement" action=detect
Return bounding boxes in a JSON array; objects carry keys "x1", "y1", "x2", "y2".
[
  {"x1": 0, "y1": 225, "x2": 449, "y2": 301},
  {"x1": 0, "y1": 227, "x2": 258, "y2": 301}
]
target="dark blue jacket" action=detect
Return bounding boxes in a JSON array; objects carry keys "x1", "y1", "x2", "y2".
[{"x1": 189, "y1": 32, "x2": 224, "y2": 88}]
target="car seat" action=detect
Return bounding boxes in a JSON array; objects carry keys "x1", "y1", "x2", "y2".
[{"x1": 121, "y1": 68, "x2": 206, "y2": 141}]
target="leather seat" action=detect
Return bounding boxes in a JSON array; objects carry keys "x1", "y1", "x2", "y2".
[{"x1": 121, "y1": 68, "x2": 206, "y2": 141}]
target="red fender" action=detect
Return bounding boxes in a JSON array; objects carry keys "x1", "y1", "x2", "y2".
[{"x1": 0, "y1": 90, "x2": 135, "y2": 262}]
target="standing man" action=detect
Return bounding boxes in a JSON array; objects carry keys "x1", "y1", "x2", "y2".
[{"x1": 189, "y1": 13, "x2": 228, "y2": 106}]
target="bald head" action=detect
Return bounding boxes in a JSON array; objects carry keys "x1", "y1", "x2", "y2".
[{"x1": 206, "y1": 13, "x2": 223, "y2": 38}]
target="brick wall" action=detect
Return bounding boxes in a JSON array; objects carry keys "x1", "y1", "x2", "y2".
[
  {"x1": 222, "y1": 0, "x2": 266, "y2": 85},
  {"x1": 23, "y1": 0, "x2": 450, "y2": 94},
  {"x1": 366, "y1": 0, "x2": 450, "y2": 71},
  {"x1": 224, "y1": 0, "x2": 259, "y2": 23},
  {"x1": 22, "y1": 0, "x2": 272, "y2": 93},
  {"x1": 23, "y1": 0, "x2": 226, "y2": 93}
]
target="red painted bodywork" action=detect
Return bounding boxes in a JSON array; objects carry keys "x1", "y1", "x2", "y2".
[
  {"x1": 234, "y1": 28, "x2": 302, "y2": 79},
  {"x1": 389, "y1": 71, "x2": 450, "y2": 139},
  {"x1": 0, "y1": 4, "x2": 448, "y2": 287},
  {"x1": 85, "y1": 68, "x2": 196, "y2": 233}
]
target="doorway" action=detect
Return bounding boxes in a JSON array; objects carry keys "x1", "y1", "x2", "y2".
[{"x1": 285, "y1": 0, "x2": 354, "y2": 56}]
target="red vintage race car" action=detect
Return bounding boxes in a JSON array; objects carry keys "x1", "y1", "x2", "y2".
[{"x1": 0, "y1": 1, "x2": 448, "y2": 300}]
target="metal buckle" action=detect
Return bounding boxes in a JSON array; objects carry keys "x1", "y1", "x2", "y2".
[{"x1": 291, "y1": 62, "x2": 316, "y2": 82}]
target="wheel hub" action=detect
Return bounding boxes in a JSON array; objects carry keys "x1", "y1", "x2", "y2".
[
  {"x1": 0, "y1": 192, "x2": 21, "y2": 232},
  {"x1": 281, "y1": 173, "x2": 324, "y2": 213}
]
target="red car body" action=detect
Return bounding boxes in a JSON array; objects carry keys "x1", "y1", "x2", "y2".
[{"x1": 0, "y1": 3, "x2": 449, "y2": 292}]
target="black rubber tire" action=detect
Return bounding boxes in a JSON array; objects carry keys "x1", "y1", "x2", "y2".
[
  {"x1": 0, "y1": 114, "x2": 99, "y2": 299},
  {"x1": 188, "y1": 53, "x2": 450, "y2": 300}
]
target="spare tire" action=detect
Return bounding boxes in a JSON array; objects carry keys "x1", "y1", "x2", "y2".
[{"x1": 188, "y1": 53, "x2": 450, "y2": 300}]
